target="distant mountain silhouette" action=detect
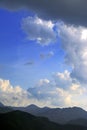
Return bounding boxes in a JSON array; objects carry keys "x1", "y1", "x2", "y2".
[
  {"x1": 1, "y1": 102, "x2": 87, "y2": 126},
  {"x1": 0, "y1": 102, "x2": 4, "y2": 107},
  {"x1": 14, "y1": 104, "x2": 50, "y2": 115},
  {"x1": 13, "y1": 105, "x2": 87, "y2": 124},
  {"x1": 0, "y1": 110, "x2": 87, "y2": 130}
]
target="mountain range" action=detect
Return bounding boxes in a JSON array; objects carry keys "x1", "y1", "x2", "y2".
[
  {"x1": 13, "y1": 104, "x2": 87, "y2": 125},
  {"x1": 0, "y1": 102, "x2": 87, "y2": 128}
]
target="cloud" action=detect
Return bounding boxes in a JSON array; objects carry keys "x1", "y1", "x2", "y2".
[
  {"x1": 37, "y1": 79, "x2": 50, "y2": 87},
  {"x1": 40, "y1": 51, "x2": 54, "y2": 59},
  {"x1": 21, "y1": 16, "x2": 57, "y2": 46},
  {"x1": 0, "y1": 0, "x2": 87, "y2": 26},
  {"x1": 24, "y1": 61, "x2": 34, "y2": 66},
  {"x1": 47, "y1": 51, "x2": 54, "y2": 57},
  {"x1": 0, "y1": 78, "x2": 58, "y2": 107},
  {"x1": 0, "y1": 78, "x2": 41, "y2": 107},
  {"x1": 28, "y1": 71, "x2": 87, "y2": 108},
  {"x1": 54, "y1": 70, "x2": 72, "y2": 89},
  {"x1": 40, "y1": 53, "x2": 45, "y2": 59},
  {"x1": 0, "y1": 73, "x2": 87, "y2": 109},
  {"x1": 57, "y1": 22, "x2": 87, "y2": 84}
]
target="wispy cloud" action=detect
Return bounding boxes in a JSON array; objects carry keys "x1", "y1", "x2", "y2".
[
  {"x1": 24, "y1": 61, "x2": 34, "y2": 66},
  {"x1": 40, "y1": 51, "x2": 54, "y2": 59}
]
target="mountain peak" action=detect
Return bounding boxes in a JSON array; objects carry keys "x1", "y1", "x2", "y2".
[{"x1": 26, "y1": 104, "x2": 40, "y2": 109}]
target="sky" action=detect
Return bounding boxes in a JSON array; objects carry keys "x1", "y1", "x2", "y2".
[{"x1": 0, "y1": 0, "x2": 87, "y2": 109}]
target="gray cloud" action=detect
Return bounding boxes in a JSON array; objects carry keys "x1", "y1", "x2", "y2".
[
  {"x1": 0, "y1": 0, "x2": 87, "y2": 26},
  {"x1": 40, "y1": 51, "x2": 54, "y2": 59}
]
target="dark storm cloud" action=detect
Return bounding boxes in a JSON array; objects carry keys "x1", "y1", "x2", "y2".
[{"x1": 0, "y1": 0, "x2": 87, "y2": 26}]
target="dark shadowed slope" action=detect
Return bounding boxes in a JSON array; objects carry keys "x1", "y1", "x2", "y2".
[
  {"x1": 68, "y1": 118, "x2": 87, "y2": 127},
  {"x1": 0, "y1": 102, "x2": 13, "y2": 113},
  {"x1": 0, "y1": 110, "x2": 87, "y2": 130}
]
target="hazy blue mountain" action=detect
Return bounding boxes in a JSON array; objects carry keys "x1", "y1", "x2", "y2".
[
  {"x1": 1, "y1": 102, "x2": 87, "y2": 125},
  {"x1": 0, "y1": 110, "x2": 87, "y2": 130},
  {"x1": 36, "y1": 107, "x2": 87, "y2": 124},
  {"x1": 14, "y1": 105, "x2": 87, "y2": 124}
]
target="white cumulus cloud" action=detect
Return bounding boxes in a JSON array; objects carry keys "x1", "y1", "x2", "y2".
[
  {"x1": 0, "y1": 79, "x2": 39, "y2": 107},
  {"x1": 21, "y1": 16, "x2": 57, "y2": 46}
]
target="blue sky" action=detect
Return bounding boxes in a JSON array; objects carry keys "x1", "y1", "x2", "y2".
[
  {"x1": 0, "y1": 1, "x2": 87, "y2": 109},
  {"x1": 0, "y1": 9, "x2": 66, "y2": 89}
]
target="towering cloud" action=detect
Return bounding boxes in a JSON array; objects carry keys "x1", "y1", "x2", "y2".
[
  {"x1": 28, "y1": 70, "x2": 87, "y2": 108},
  {"x1": 57, "y1": 22, "x2": 87, "y2": 84}
]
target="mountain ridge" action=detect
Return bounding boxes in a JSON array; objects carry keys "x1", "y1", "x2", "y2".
[
  {"x1": 0, "y1": 102, "x2": 87, "y2": 125},
  {"x1": 13, "y1": 104, "x2": 87, "y2": 124}
]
